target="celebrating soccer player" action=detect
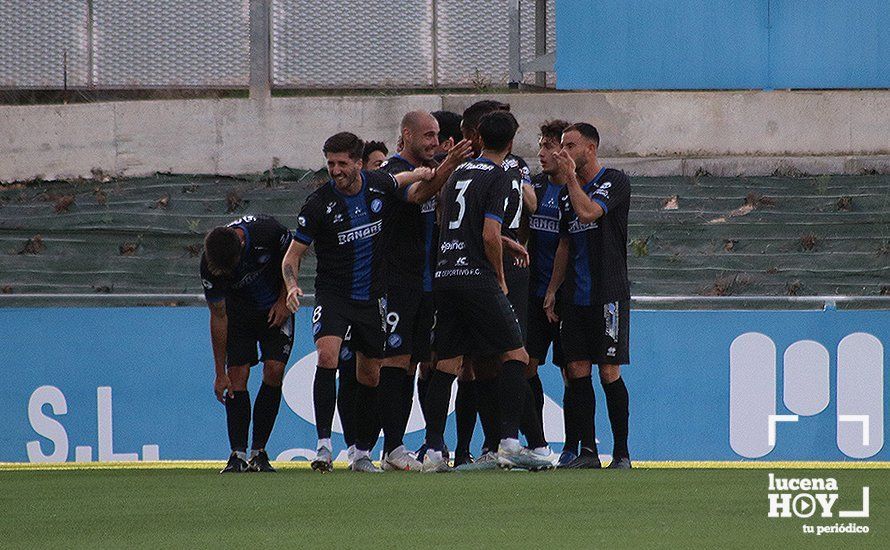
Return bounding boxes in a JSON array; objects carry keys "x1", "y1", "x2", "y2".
[
  {"x1": 546, "y1": 123, "x2": 633, "y2": 469},
  {"x1": 201, "y1": 215, "x2": 294, "y2": 473},
  {"x1": 281, "y1": 132, "x2": 439, "y2": 473},
  {"x1": 422, "y1": 111, "x2": 554, "y2": 472},
  {"x1": 376, "y1": 111, "x2": 471, "y2": 471}
]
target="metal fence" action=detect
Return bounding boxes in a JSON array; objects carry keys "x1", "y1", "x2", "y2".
[{"x1": 0, "y1": 0, "x2": 554, "y2": 90}]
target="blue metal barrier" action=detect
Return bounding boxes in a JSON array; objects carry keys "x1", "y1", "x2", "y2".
[{"x1": 555, "y1": 0, "x2": 890, "y2": 90}]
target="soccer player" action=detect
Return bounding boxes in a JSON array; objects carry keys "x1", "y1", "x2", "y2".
[
  {"x1": 201, "y1": 215, "x2": 294, "y2": 473},
  {"x1": 454, "y1": 100, "x2": 544, "y2": 469},
  {"x1": 431, "y1": 110, "x2": 463, "y2": 161},
  {"x1": 377, "y1": 111, "x2": 471, "y2": 470},
  {"x1": 362, "y1": 141, "x2": 388, "y2": 171},
  {"x1": 526, "y1": 119, "x2": 576, "y2": 466},
  {"x1": 422, "y1": 110, "x2": 553, "y2": 472},
  {"x1": 281, "y1": 132, "x2": 438, "y2": 473},
  {"x1": 545, "y1": 123, "x2": 632, "y2": 469}
]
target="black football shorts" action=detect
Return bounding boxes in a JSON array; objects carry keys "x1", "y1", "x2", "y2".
[
  {"x1": 384, "y1": 286, "x2": 435, "y2": 363},
  {"x1": 560, "y1": 300, "x2": 630, "y2": 365},
  {"x1": 312, "y1": 293, "x2": 386, "y2": 359},
  {"x1": 432, "y1": 288, "x2": 525, "y2": 360}
]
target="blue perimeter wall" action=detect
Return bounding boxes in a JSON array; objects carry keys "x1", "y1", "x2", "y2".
[
  {"x1": 1, "y1": 307, "x2": 887, "y2": 463},
  {"x1": 555, "y1": 0, "x2": 890, "y2": 90}
]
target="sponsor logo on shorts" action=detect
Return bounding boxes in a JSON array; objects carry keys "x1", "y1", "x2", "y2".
[
  {"x1": 370, "y1": 198, "x2": 383, "y2": 213},
  {"x1": 340, "y1": 346, "x2": 353, "y2": 361},
  {"x1": 387, "y1": 333, "x2": 403, "y2": 348},
  {"x1": 337, "y1": 220, "x2": 382, "y2": 245},
  {"x1": 312, "y1": 322, "x2": 321, "y2": 335}
]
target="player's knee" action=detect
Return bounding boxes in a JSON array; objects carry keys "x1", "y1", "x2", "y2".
[
  {"x1": 262, "y1": 361, "x2": 286, "y2": 386},
  {"x1": 599, "y1": 364, "x2": 621, "y2": 384},
  {"x1": 566, "y1": 361, "x2": 592, "y2": 380},
  {"x1": 436, "y1": 357, "x2": 462, "y2": 376},
  {"x1": 227, "y1": 365, "x2": 250, "y2": 390},
  {"x1": 316, "y1": 347, "x2": 339, "y2": 370}
]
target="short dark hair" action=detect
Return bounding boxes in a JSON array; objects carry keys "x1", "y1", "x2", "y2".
[
  {"x1": 204, "y1": 226, "x2": 242, "y2": 277},
  {"x1": 362, "y1": 140, "x2": 388, "y2": 164},
  {"x1": 431, "y1": 110, "x2": 463, "y2": 144},
  {"x1": 564, "y1": 122, "x2": 600, "y2": 146},
  {"x1": 478, "y1": 111, "x2": 518, "y2": 152},
  {"x1": 323, "y1": 132, "x2": 364, "y2": 160},
  {"x1": 462, "y1": 100, "x2": 510, "y2": 132},
  {"x1": 540, "y1": 120, "x2": 571, "y2": 142}
]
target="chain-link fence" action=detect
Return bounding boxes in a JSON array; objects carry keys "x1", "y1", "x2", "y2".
[{"x1": 0, "y1": 0, "x2": 554, "y2": 90}]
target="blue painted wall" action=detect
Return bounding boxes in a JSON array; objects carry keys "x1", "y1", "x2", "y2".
[
  {"x1": 1, "y1": 307, "x2": 887, "y2": 463},
  {"x1": 555, "y1": 0, "x2": 890, "y2": 90}
]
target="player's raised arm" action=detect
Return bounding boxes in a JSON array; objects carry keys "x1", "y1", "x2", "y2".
[
  {"x1": 555, "y1": 148, "x2": 604, "y2": 224},
  {"x1": 402, "y1": 139, "x2": 473, "y2": 204},
  {"x1": 281, "y1": 240, "x2": 307, "y2": 313}
]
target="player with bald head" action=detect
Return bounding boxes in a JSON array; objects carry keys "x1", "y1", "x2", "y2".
[{"x1": 375, "y1": 112, "x2": 472, "y2": 470}]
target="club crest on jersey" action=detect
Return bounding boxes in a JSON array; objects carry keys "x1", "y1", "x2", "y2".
[
  {"x1": 340, "y1": 346, "x2": 353, "y2": 361},
  {"x1": 387, "y1": 333, "x2": 403, "y2": 348},
  {"x1": 370, "y1": 198, "x2": 383, "y2": 213},
  {"x1": 312, "y1": 322, "x2": 321, "y2": 335}
]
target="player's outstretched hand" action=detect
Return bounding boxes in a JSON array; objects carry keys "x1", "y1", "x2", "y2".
[
  {"x1": 214, "y1": 373, "x2": 231, "y2": 404},
  {"x1": 268, "y1": 297, "x2": 291, "y2": 327},
  {"x1": 543, "y1": 289, "x2": 559, "y2": 323},
  {"x1": 444, "y1": 139, "x2": 473, "y2": 167},
  {"x1": 503, "y1": 237, "x2": 529, "y2": 268},
  {"x1": 413, "y1": 166, "x2": 435, "y2": 181},
  {"x1": 285, "y1": 286, "x2": 303, "y2": 313}
]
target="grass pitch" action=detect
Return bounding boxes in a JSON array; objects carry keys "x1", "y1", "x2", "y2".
[{"x1": 1, "y1": 463, "x2": 886, "y2": 548}]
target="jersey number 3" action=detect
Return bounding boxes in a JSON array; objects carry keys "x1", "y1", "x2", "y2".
[{"x1": 448, "y1": 179, "x2": 471, "y2": 229}]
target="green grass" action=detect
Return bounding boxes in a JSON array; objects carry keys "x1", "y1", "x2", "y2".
[{"x1": 1, "y1": 466, "x2": 886, "y2": 548}]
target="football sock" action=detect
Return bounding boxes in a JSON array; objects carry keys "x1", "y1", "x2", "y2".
[
  {"x1": 562, "y1": 383, "x2": 579, "y2": 454},
  {"x1": 400, "y1": 371, "x2": 415, "y2": 435},
  {"x1": 355, "y1": 381, "x2": 379, "y2": 452},
  {"x1": 417, "y1": 374, "x2": 431, "y2": 421},
  {"x1": 568, "y1": 376, "x2": 598, "y2": 455},
  {"x1": 498, "y1": 360, "x2": 528, "y2": 441},
  {"x1": 519, "y1": 382, "x2": 547, "y2": 450},
  {"x1": 337, "y1": 360, "x2": 357, "y2": 447},
  {"x1": 455, "y1": 380, "x2": 478, "y2": 455},
  {"x1": 251, "y1": 382, "x2": 281, "y2": 451},
  {"x1": 313, "y1": 366, "x2": 337, "y2": 440},
  {"x1": 225, "y1": 390, "x2": 250, "y2": 452},
  {"x1": 603, "y1": 377, "x2": 630, "y2": 459},
  {"x1": 423, "y1": 370, "x2": 456, "y2": 451},
  {"x1": 379, "y1": 366, "x2": 406, "y2": 454},
  {"x1": 476, "y1": 377, "x2": 500, "y2": 453},
  {"x1": 528, "y1": 374, "x2": 545, "y2": 425}
]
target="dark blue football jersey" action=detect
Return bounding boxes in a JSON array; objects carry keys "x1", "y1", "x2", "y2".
[
  {"x1": 200, "y1": 215, "x2": 293, "y2": 311},
  {"x1": 501, "y1": 153, "x2": 531, "y2": 272},
  {"x1": 294, "y1": 170, "x2": 403, "y2": 301},
  {"x1": 378, "y1": 154, "x2": 438, "y2": 292},
  {"x1": 558, "y1": 167, "x2": 631, "y2": 305},
  {"x1": 528, "y1": 173, "x2": 563, "y2": 298},
  {"x1": 435, "y1": 157, "x2": 510, "y2": 292}
]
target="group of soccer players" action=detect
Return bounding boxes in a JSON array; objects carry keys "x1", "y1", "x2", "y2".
[{"x1": 200, "y1": 100, "x2": 632, "y2": 473}]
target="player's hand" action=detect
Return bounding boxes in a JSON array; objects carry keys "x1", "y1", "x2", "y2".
[
  {"x1": 413, "y1": 166, "x2": 435, "y2": 181},
  {"x1": 214, "y1": 373, "x2": 231, "y2": 404},
  {"x1": 499, "y1": 277, "x2": 509, "y2": 296},
  {"x1": 553, "y1": 149, "x2": 576, "y2": 179},
  {"x1": 268, "y1": 298, "x2": 290, "y2": 328},
  {"x1": 444, "y1": 139, "x2": 473, "y2": 168},
  {"x1": 503, "y1": 238, "x2": 529, "y2": 268},
  {"x1": 544, "y1": 290, "x2": 559, "y2": 323},
  {"x1": 285, "y1": 286, "x2": 303, "y2": 313}
]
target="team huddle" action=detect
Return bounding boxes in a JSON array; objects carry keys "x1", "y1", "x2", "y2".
[{"x1": 200, "y1": 100, "x2": 632, "y2": 473}]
